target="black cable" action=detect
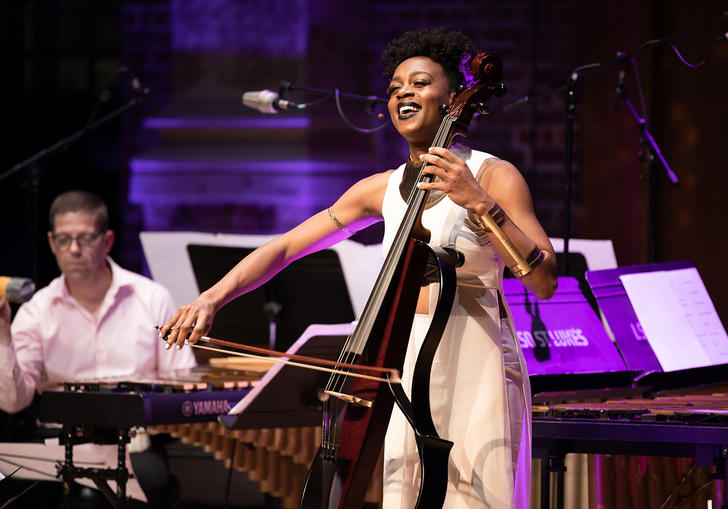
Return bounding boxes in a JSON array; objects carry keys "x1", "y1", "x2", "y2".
[
  {"x1": 502, "y1": 10, "x2": 727, "y2": 114},
  {"x1": 334, "y1": 89, "x2": 388, "y2": 133},
  {"x1": 0, "y1": 481, "x2": 39, "y2": 509},
  {"x1": 658, "y1": 463, "x2": 698, "y2": 509},
  {"x1": 278, "y1": 82, "x2": 389, "y2": 133}
]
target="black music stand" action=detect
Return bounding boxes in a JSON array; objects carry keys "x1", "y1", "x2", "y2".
[
  {"x1": 187, "y1": 244, "x2": 355, "y2": 352},
  {"x1": 218, "y1": 324, "x2": 352, "y2": 430}
]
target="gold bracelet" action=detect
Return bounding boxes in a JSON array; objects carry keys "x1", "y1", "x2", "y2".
[
  {"x1": 470, "y1": 204, "x2": 544, "y2": 279},
  {"x1": 471, "y1": 203, "x2": 506, "y2": 233},
  {"x1": 510, "y1": 246, "x2": 545, "y2": 278},
  {"x1": 327, "y1": 207, "x2": 355, "y2": 235}
]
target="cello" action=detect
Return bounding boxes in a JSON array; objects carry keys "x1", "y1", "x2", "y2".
[{"x1": 299, "y1": 52, "x2": 506, "y2": 509}]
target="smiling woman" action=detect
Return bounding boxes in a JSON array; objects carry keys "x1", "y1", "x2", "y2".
[
  {"x1": 160, "y1": 27, "x2": 556, "y2": 509},
  {"x1": 386, "y1": 56, "x2": 454, "y2": 148}
]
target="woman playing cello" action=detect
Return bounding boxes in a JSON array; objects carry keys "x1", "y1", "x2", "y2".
[{"x1": 161, "y1": 28, "x2": 557, "y2": 509}]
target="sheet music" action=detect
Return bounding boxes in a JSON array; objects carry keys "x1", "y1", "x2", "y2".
[
  {"x1": 549, "y1": 237, "x2": 618, "y2": 270},
  {"x1": 619, "y1": 268, "x2": 728, "y2": 372},
  {"x1": 228, "y1": 322, "x2": 354, "y2": 416},
  {"x1": 140, "y1": 232, "x2": 382, "y2": 316}
]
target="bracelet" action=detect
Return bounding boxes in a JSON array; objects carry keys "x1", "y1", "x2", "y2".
[
  {"x1": 510, "y1": 246, "x2": 545, "y2": 278},
  {"x1": 470, "y1": 204, "x2": 544, "y2": 279},
  {"x1": 471, "y1": 203, "x2": 506, "y2": 233},
  {"x1": 328, "y1": 207, "x2": 355, "y2": 235}
]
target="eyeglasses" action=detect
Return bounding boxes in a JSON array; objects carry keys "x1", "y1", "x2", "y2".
[{"x1": 52, "y1": 232, "x2": 103, "y2": 250}]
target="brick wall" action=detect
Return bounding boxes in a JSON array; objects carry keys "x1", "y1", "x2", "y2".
[{"x1": 117, "y1": 1, "x2": 585, "y2": 261}]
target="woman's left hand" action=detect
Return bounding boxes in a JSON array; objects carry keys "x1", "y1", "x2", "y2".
[{"x1": 417, "y1": 147, "x2": 494, "y2": 215}]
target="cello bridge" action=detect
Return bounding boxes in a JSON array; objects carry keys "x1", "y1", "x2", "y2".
[{"x1": 324, "y1": 390, "x2": 373, "y2": 408}]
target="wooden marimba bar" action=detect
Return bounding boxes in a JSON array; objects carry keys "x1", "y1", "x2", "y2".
[{"x1": 153, "y1": 422, "x2": 383, "y2": 508}]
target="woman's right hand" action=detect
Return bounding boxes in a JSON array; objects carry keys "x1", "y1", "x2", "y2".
[{"x1": 161, "y1": 294, "x2": 216, "y2": 350}]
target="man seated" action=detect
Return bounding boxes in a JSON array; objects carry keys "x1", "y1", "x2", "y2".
[{"x1": 0, "y1": 190, "x2": 196, "y2": 506}]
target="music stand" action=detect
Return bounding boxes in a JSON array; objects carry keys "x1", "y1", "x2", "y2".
[
  {"x1": 187, "y1": 244, "x2": 355, "y2": 352},
  {"x1": 219, "y1": 323, "x2": 353, "y2": 430},
  {"x1": 503, "y1": 276, "x2": 634, "y2": 394},
  {"x1": 586, "y1": 261, "x2": 728, "y2": 391}
]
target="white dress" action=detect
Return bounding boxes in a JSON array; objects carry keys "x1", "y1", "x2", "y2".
[{"x1": 380, "y1": 146, "x2": 531, "y2": 509}]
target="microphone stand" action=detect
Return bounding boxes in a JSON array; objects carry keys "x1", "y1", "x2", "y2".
[
  {"x1": 611, "y1": 56, "x2": 679, "y2": 262},
  {"x1": 501, "y1": 10, "x2": 725, "y2": 270},
  {"x1": 562, "y1": 71, "x2": 580, "y2": 277},
  {"x1": 262, "y1": 286, "x2": 282, "y2": 351},
  {"x1": 0, "y1": 89, "x2": 149, "y2": 283}
]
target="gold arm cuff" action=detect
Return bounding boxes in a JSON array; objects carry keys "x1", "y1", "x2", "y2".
[
  {"x1": 470, "y1": 203, "x2": 544, "y2": 279},
  {"x1": 328, "y1": 207, "x2": 355, "y2": 235},
  {"x1": 510, "y1": 247, "x2": 545, "y2": 278},
  {"x1": 470, "y1": 203, "x2": 506, "y2": 233}
]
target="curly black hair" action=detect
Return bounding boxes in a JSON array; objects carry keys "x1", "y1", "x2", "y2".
[{"x1": 381, "y1": 28, "x2": 474, "y2": 91}]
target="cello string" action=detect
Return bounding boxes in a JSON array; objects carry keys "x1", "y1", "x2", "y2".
[
  {"x1": 326, "y1": 114, "x2": 454, "y2": 397},
  {"x1": 337, "y1": 116, "x2": 454, "y2": 385},
  {"x1": 320, "y1": 111, "x2": 456, "y2": 449},
  {"x1": 324, "y1": 115, "x2": 454, "y2": 401}
]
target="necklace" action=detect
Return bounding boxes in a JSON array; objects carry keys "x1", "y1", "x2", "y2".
[
  {"x1": 398, "y1": 145, "x2": 471, "y2": 205},
  {"x1": 399, "y1": 155, "x2": 444, "y2": 205}
]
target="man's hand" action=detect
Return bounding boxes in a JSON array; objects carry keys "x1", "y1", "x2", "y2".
[{"x1": 0, "y1": 298, "x2": 11, "y2": 346}]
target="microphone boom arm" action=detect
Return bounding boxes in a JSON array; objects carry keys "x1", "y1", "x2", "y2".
[
  {"x1": 0, "y1": 90, "x2": 149, "y2": 183},
  {"x1": 279, "y1": 81, "x2": 388, "y2": 112}
]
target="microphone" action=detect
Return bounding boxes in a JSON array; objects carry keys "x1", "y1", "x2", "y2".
[
  {"x1": 610, "y1": 68, "x2": 626, "y2": 110},
  {"x1": 126, "y1": 70, "x2": 141, "y2": 93},
  {"x1": 0, "y1": 277, "x2": 35, "y2": 304},
  {"x1": 242, "y1": 90, "x2": 303, "y2": 114},
  {"x1": 611, "y1": 52, "x2": 628, "y2": 111},
  {"x1": 118, "y1": 66, "x2": 148, "y2": 95}
]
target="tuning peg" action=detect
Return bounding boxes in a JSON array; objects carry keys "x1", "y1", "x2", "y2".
[
  {"x1": 493, "y1": 82, "x2": 507, "y2": 98},
  {"x1": 474, "y1": 103, "x2": 491, "y2": 115}
]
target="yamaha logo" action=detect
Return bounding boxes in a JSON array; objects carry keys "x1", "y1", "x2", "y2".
[
  {"x1": 180, "y1": 399, "x2": 231, "y2": 417},
  {"x1": 181, "y1": 401, "x2": 194, "y2": 417}
]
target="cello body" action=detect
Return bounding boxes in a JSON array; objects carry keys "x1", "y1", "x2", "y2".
[{"x1": 300, "y1": 242, "x2": 457, "y2": 509}]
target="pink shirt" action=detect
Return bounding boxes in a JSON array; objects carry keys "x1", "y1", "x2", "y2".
[{"x1": 0, "y1": 258, "x2": 196, "y2": 413}]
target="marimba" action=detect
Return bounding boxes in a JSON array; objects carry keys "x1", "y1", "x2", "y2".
[{"x1": 533, "y1": 389, "x2": 728, "y2": 509}]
